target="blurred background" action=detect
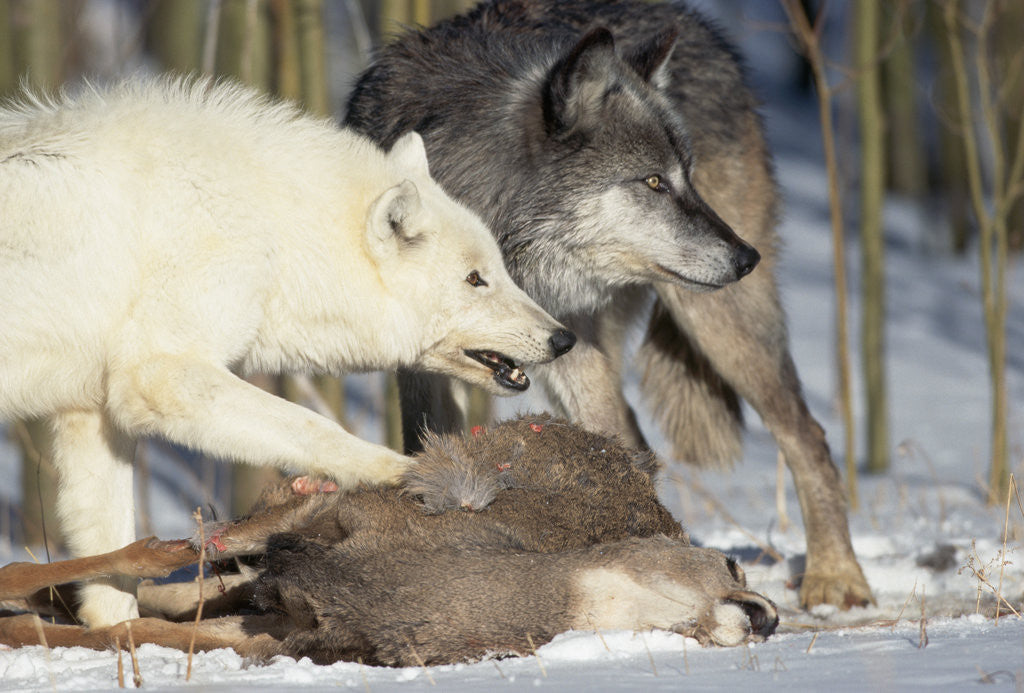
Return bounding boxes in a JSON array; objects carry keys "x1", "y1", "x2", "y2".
[{"x1": 0, "y1": 0, "x2": 1020, "y2": 556}]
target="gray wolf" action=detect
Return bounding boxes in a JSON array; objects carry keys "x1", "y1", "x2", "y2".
[
  {"x1": 0, "y1": 77, "x2": 574, "y2": 627},
  {"x1": 0, "y1": 416, "x2": 779, "y2": 664},
  {"x1": 344, "y1": 0, "x2": 871, "y2": 608}
]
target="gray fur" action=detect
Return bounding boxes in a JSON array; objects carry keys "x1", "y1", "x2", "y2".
[
  {"x1": 404, "y1": 430, "x2": 501, "y2": 512},
  {"x1": 344, "y1": 0, "x2": 872, "y2": 609}
]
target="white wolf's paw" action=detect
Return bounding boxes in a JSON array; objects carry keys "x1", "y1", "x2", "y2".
[
  {"x1": 800, "y1": 567, "x2": 874, "y2": 610},
  {"x1": 372, "y1": 451, "x2": 416, "y2": 486}
]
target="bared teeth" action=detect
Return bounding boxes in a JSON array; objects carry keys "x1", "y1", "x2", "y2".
[{"x1": 510, "y1": 368, "x2": 521, "y2": 382}]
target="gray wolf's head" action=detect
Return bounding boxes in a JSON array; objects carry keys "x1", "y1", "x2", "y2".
[
  {"x1": 367, "y1": 132, "x2": 575, "y2": 394},
  {"x1": 505, "y1": 28, "x2": 760, "y2": 313}
]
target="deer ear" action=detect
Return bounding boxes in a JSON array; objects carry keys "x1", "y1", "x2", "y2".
[
  {"x1": 366, "y1": 179, "x2": 423, "y2": 260},
  {"x1": 624, "y1": 28, "x2": 678, "y2": 90},
  {"x1": 543, "y1": 27, "x2": 619, "y2": 138},
  {"x1": 388, "y1": 131, "x2": 431, "y2": 177}
]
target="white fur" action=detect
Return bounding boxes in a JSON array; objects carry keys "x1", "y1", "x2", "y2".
[{"x1": 0, "y1": 77, "x2": 565, "y2": 626}]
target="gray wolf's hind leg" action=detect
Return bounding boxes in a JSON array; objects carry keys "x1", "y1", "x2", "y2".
[{"x1": 639, "y1": 299, "x2": 745, "y2": 468}]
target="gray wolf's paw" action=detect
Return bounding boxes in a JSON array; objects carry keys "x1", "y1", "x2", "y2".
[{"x1": 800, "y1": 567, "x2": 874, "y2": 610}]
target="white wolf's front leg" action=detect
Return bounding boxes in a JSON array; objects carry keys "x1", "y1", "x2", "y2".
[
  {"x1": 106, "y1": 356, "x2": 411, "y2": 488},
  {"x1": 50, "y1": 409, "x2": 139, "y2": 628}
]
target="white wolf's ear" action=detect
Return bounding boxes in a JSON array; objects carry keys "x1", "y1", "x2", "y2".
[
  {"x1": 544, "y1": 27, "x2": 619, "y2": 138},
  {"x1": 366, "y1": 179, "x2": 423, "y2": 260},
  {"x1": 388, "y1": 131, "x2": 431, "y2": 177},
  {"x1": 625, "y1": 28, "x2": 678, "y2": 91}
]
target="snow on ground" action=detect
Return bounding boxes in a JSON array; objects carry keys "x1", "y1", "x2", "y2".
[{"x1": 2, "y1": 11, "x2": 1024, "y2": 691}]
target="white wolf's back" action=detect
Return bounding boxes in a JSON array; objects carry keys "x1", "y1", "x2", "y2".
[{"x1": 0, "y1": 77, "x2": 380, "y2": 419}]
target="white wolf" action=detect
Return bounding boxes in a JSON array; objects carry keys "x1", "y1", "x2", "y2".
[{"x1": 0, "y1": 77, "x2": 575, "y2": 627}]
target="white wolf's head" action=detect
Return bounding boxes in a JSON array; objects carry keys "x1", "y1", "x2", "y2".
[{"x1": 366, "y1": 132, "x2": 575, "y2": 395}]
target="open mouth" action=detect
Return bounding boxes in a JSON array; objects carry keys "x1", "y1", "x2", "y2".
[{"x1": 464, "y1": 350, "x2": 530, "y2": 391}]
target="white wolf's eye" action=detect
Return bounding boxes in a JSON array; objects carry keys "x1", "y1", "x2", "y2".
[
  {"x1": 466, "y1": 270, "x2": 488, "y2": 287},
  {"x1": 645, "y1": 174, "x2": 667, "y2": 192}
]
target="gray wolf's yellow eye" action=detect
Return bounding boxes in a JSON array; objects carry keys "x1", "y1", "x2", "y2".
[
  {"x1": 645, "y1": 174, "x2": 664, "y2": 191},
  {"x1": 466, "y1": 270, "x2": 488, "y2": 287}
]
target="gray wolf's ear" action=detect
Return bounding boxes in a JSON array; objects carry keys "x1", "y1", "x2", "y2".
[
  {"x1": 543, "y1": 27, "x2": 618, "y2": 138},
  {"x1": 625, "y1": 28, "x2": 678, "y2": 90},
  {"x1": 366, "y1": 179, "x2": 422, "y2": 260},
  {"x1": 388, "y1": 131, "x2": 431, "y2": 177}
]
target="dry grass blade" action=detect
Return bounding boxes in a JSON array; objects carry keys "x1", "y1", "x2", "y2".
[
  {"x1": 918, "y1": 586, "x2": 928, "y2": 649},
  {"x1": 995, "y1": 473, "x2": 1018, "y2": 623},
  {"x1": 125, "y1": 621, "x2": 142, "y2": 688},
  {"x1": 960, "y1": 539, "x2": 1021, "y2": 618},
  {"x1": 585, "y1": 613, "x2": 610, "y2": 652},
  {"x1": 187, "y1": 508, "x2": 206, "y2": 681},
  {"x1": 30, "y1": 614, "x2": 56, "y2": 690},
  {"x1": 892, "y1": 579, "x2": 918, "y2": 632},
  {"x1": 357, "y1": 657, "x2": 371, "y2": 692},
  {"x1": 525, "y1": 632, "x2": 547, "y2": 678},
  {"x1": 115, "y1": 636, "x2": 125, "y2": 688},
  {"x1": 805, "y1": 631, "x2": 819, "y2": 654},
  {"x1": 404, "y1": 638, "x2": 435, "y2": 686},
  {"x1": 640, "y1": 631, "x2": 658, "y2": 676}
]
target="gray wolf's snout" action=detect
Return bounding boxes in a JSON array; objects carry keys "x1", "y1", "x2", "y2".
[
  {"x1": 733, "y1": 242, "x2": 760, "y2": 279},
  {"x1": 549, "y1": 329, "x2": 577, "y2": 357}
]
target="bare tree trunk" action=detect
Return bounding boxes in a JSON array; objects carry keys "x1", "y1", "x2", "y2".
[
  {"x1": 882, "y1": 2, "x2": 926, "y2": 197},
  {"x1": 856, "y1": 0, "x2": 889, "y2": 475},
  {"x1": 10, "y1": 0, "x2": 63, "y2": 89},
  {"x1": 928, "y1": 1, "x2": 971, "y2": 252},
  {"x1": 270, "y1": 0, "x2": 300, "y2": 100},
  {"x1": 943, "y1": 0, "x2": 1020, "y2": 505},
  {"x1": 0, "y1": 0, "x2": 14, "y2": 97},
  {"x1": 215, "y1": 0, "x2": 271, "y2": 90},
  {"x1": 994, "y1": 0, "x2": 1023, "y2": 252},
  {"x1": 295, "y1": 0, "x2": 329, "y2": 116},
  {"x1": 781, "y1": 0, "x2": 858, "y2": 507},
  {"x1": 148, "y1": 0, "x2": 204, "y2": 74}
]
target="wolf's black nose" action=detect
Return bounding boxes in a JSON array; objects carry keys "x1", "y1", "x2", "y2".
[
  {"x1": 734, "y1": 243, "x2": 761, "y2": 278},
  {"x1": 549, "y1": 329, "x2": 576, "y2": 357}
]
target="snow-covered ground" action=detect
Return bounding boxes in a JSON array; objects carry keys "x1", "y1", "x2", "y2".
[{"x1": 2, "y1": 5, "x2": 1023, "y2": 690}]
